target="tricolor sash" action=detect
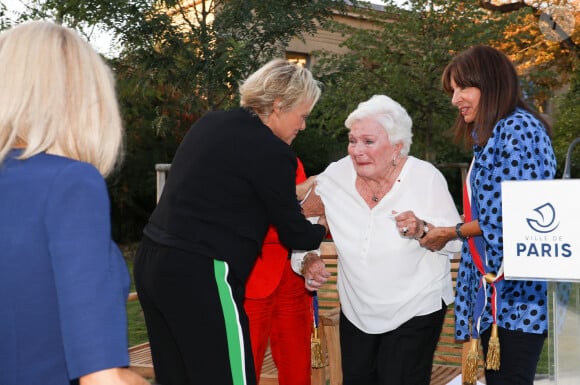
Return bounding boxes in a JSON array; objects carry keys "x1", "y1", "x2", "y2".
[{"x1": 462, "y1": 159, "x2": 504, "y2": 378}]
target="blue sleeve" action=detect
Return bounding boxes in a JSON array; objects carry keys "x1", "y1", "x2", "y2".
[
  {"x1": 45, "y1": 162, "x2": 130, "y2": 379},
  {"x1": 474, "y1": 112, "x2": 556, "y2": 269}
]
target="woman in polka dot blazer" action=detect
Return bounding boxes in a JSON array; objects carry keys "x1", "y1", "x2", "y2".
[{"x1": 420, "y1": 45, "x2": 557, "y2": 385}]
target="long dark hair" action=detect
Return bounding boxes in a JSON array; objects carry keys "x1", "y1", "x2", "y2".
[{"x1": 441, "y1": 45, "x2": 551, "y2": 147}]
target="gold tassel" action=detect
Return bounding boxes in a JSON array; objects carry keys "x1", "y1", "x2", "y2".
[
  {"x1": 310, "y1": 326, "x2": 326, "y2": 368},
  {"x1": 463, "y1": 338, "x2": 479, "y2": 385},
  {"x1": 486, "y1": 323, "x2": 500, "y2": 370}
]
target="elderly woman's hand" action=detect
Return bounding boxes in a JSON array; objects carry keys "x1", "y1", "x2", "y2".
[
  {"x1": 296, "y1": 175, "x2": 317, "y2": 201},
  {"x1": 394, "y1": 210, "x2": 429, "y2": 239},
  {"x1": 301, "y1": 252, "x2": 331, "y2": 291},
  {"x1": 301, "y1": 189, "x2": 325, "y2": 218}
]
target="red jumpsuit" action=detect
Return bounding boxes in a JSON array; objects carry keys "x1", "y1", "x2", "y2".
[{"x1": 244, "y1": 158, "x2": 312, "y2": 385}]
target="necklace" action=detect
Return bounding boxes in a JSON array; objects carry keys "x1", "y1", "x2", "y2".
[
  {"x1": 359, "y1": 161, "x2": 403, "y2": 203},
  {"x1": 361, "y1": 178, "x2": 384, "y2": 203}
]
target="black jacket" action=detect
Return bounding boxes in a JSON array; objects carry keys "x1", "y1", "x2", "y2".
[{"x1": 144, "y1": 107, "x2": 325, "y2": 281}]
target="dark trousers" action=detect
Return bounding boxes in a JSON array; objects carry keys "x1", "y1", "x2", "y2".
[
  {"x1": 340, "y1": 302, "x2": 446, "y2": 385},
  {"x1": 133, "y1": 237, "x2": 257, "y2": 385},
  {"x1": 481, "y1": 326, "x2": 546, "y2": 385}
]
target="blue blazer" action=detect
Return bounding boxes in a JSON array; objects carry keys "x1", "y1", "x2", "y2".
[{"x1": 0, "y1": 150, "x2": 130, "y2": 385}]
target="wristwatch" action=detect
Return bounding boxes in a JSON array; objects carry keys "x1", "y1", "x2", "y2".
[
  {"x1": 455, "y1": 222, "x2": 467, "y2": 240},
  {"x1": 419, "y1": 220, "x2": 429, "y2": 239}
]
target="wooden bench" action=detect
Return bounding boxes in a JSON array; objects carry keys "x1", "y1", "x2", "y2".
[
  {"x1": 431, "y1": 257, "x2": 485, "y2": 385},
  {"x1": 127, "y1": 243, "x2": 485, "y2": 384},
  {"x1": 128, "y1": 341, "x2": 154, "y2": 379}
]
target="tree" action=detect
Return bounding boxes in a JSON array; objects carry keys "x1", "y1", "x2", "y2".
[
  {"x1": 479, "y1": 0, "x2": 579, "y2": 59},
  {"x1": 113, "y1": 0, "x2": 346, "y2": 240},
  {"x1": 4, "y1": 1, "x2": 576, "y2": 239},
  {"x1": 551, "y1": 67, "x2": 580, "y2": 177},
  {"x1": 1, "y1": 0, "x2": 344, "y2": 241},
  {"x1": 476, "y1": 0, "x2": 580, "y2": 175},
  {"x1": 301, "y1": 0, "x2": 578, "y2": 182},
  {"x1": 481, "y1": 1, "x2": 580, "y2": 112},
  {"x1": 307, "y1": 0, "x2": 512, "y2": 165},
  {"x1": 0, "y1": 2, "x2": 12, "y2": 30}
]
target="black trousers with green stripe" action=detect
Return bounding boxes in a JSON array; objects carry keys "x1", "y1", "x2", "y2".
[{"x1": 134, "y1": 237, "x2": 257, "y2": 385}]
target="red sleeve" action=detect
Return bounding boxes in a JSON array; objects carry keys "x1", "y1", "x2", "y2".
[
  {"x1": 295, "y1": 157, "x2": 307, "y2": 184},
  {"x1": 246, "y1": 157, "x2": 310, "y2": 298},
  {"x1": 262, "y1": 157, "x2": 307, "y2": 244}
]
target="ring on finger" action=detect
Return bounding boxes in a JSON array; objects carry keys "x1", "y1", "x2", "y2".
[
  {"x1": 402, "y1": 226, "x2": 409, "y2": 235},
  {"x1": 307, "y1": 278, "x2": 313, "y2": 286}
]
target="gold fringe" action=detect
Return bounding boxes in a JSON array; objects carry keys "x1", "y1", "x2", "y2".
[
  {"x1": 311, "y1": 327, "x2": 326, "y2": 368},
  {"x1": 486, "y1": 324, "x2": 500, "y2": 370},
  {"x1": 463, "y1": 338, "x2": 479, "y2": 385}
]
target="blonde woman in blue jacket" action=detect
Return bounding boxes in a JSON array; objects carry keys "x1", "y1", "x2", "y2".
[{"x1": 0, "y1": 21, "x2": 148, "y2": 385}]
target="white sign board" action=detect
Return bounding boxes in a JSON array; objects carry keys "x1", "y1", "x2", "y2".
[{"x1": 502, "y1": 179, "x2": 580, "y2": 282}]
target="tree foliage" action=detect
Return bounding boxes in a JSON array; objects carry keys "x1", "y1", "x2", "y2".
[
  {"x1": 480, "y1": 0, "x2": 580, "y2": 176},
  {"x1": 306, "y1": 0, "x2": 512, "y2": 166},
  {"x1": 1, "y1": 0, "x2": 577, "y2": 240},
  {"x1": 0, "y1": 0, "x2": 342, "y2": 241},
  {"x1": 483, "y1": 1, "x2": 579, "y2": 111},
  {"x1": 552, "y1": 67, "x2": 580, "y2": 177},
  {"x1": 111, "y1": 0, "x2": 344, "y2": 241},
  {"x1": 303, "y1": 0, "x2": 578, "y2": 171}
]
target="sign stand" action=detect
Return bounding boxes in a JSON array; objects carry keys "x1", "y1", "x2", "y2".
[
  {"x1": 547, "y1": 281, "x2": 580, "y2": 385},
  {"x1": 502, "y1": 138, "x2": 580, "y2": 384},
  {"x1": 548, "y1": 138, "x2": 580, "y2": 385}
]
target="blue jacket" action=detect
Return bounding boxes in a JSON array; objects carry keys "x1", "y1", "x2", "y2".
[
  {"x1": 0, "y1": 150, "x2": 130, "y2": 385},
  {"x1": 455, "y1": 108, "x2": 556, "y2": 340}
]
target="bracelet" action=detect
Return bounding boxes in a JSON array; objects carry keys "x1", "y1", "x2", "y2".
[
  {"x1": 419, "y1": 220, "x2": 429, "y2": 239},
  {"x1": 455, "y1": 222, "x2": 467, "y2": 240}
]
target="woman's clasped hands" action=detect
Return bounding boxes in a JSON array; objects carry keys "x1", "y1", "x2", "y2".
[
  {"x1": 394, "y1": 210, "x2": 450, "y2": 252},
  {"x1": 393, "y1": 210, "x2": 428, "y2": 240}
]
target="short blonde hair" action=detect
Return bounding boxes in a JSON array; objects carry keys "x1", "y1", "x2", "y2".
[
  {"x1": 239, "y1": 58, "x2": 321, "y2": 117},
  {"x1": 0, "y1": 21, "x2": 123, "y2": 176},
  {"x1": 345, "y1": 95, "x2": 413, "y2": 156}
]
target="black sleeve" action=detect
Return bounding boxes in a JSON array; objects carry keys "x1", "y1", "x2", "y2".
[{"x1": 250, "y1": 142, "x2": 326, "y2": 251}]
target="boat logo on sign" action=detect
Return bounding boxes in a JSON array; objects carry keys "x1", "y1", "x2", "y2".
[{"x1": 526, "y1": 202, "x2": 559, "y2": 233}]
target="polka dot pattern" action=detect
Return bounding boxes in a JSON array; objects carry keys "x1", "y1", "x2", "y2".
[{"x1": 455, "y1": 108, "x2": 556, "y2": 340}]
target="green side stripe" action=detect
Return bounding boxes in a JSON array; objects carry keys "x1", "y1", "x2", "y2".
[{"x1": 214, "y1": 260, "x2": 246, "y2": 385}]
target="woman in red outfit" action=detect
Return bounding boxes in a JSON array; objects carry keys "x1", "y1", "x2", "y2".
[{"x1": 244, "y1": 158, "x2": 315, "y2": 385}]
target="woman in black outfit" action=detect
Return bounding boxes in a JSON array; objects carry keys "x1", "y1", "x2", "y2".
[{"x1": 134, "y1": 59, "x2": 328, "y2": 385}]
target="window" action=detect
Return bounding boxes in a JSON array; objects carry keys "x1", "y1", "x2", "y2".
[{"x1": 286, "y1": 52, "x2": 310, "y2": 68}]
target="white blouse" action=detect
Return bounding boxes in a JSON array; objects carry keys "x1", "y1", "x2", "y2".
[{"x1": 296, "y1": 156, "x2": 461, "y2": 334}]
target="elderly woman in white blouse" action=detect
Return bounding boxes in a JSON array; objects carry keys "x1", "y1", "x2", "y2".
[{"x1": 294, "y1": 95, "x2": 462, "y2": 385}]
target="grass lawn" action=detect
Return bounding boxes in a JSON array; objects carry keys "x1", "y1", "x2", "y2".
[
  {"x1": 121, "y1": 243, "x2": 150, "y2": 347},
  {"x1": 537, "y1": 338, "x2": 550, "y2": 375}
]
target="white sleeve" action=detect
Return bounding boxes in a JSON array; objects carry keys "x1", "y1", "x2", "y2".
[
  {"x1": 290, "y1": 216, "x2": 321, "y2": 275},
  {"x1": 421, "y1": 166, "x2": 463, "y2": 255}
]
